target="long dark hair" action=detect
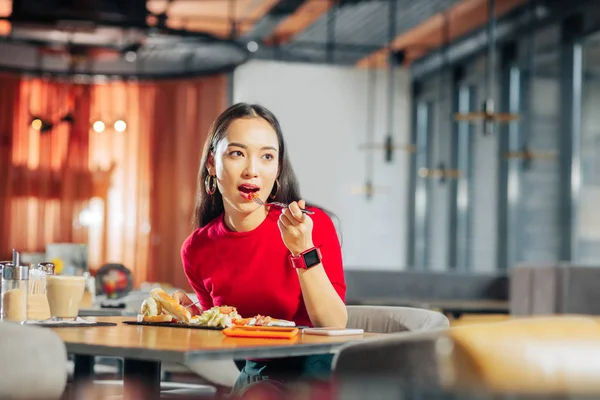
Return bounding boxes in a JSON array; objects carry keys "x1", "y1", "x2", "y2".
[{"x1": 193, "y1": 103, "x2": 303, "y2": 229}]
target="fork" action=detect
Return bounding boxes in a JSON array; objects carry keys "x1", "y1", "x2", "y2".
[
  {"x1": 184, "y1": 301, "x2": 200, "y2": 309},
  {"x1": 253, "y1": 196, "x2": 315, "y2": 215}
]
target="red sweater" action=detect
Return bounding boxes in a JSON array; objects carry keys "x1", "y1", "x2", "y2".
[{"x1": 180, "y1": 207, "x2": 346, "y2": 327}]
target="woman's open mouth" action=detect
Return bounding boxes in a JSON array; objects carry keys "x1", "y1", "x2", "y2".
[{"x1": 238, "y1": 184, "x2": 260, "y2": 201}]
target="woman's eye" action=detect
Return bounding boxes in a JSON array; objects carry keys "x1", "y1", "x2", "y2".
[
  {"x1": 229, "y1": 150, "x2": 243, "y2": 157},
  {"x1": 263, "y1": 154, "x2": 275, "y2": 160}
]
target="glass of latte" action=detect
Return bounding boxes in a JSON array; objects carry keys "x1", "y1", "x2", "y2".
[{"x1": 46, "y1": 275, "x2": 86, "y2": 321}]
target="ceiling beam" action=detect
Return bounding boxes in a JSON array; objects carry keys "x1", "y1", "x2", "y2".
[
  {"x1": 237, "y1": 0, "x2": 281, "y2": 35},
  {"x1": 150, "y1": 0, "x2": 284, "y2": 39},
  {"x1": 264, "y1": 0, "x2": 337, "y2": 45},
  {"x1": 356, "y1": 0, "x2": 528, "y2": 69}
]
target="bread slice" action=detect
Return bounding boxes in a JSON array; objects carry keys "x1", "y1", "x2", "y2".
[
  {"x1": 142, "y1": 314, "x2": 173, "y2": 323},
  {"x1": 149, "y1": 288, "x2": 192, "y2": 323}
]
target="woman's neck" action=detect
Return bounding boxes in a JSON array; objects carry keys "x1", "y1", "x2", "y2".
[{"x1": 223, "y1": 205, "x2": 269, "y2": 232}]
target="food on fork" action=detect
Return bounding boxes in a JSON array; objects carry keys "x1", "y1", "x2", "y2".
[
  {"x1": 238, "y1": 183, "x2": 260, "y2": 201},
  {"x1": 149, "y1": 287, "x2": 192, "y2": 323}
]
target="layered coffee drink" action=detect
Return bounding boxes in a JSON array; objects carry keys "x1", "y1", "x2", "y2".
[{"x1": 46, "y1": 275, "x2": 86, "y2": 320}]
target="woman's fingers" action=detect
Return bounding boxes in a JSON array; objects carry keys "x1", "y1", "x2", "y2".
[
  {"x1": 288, "y1": 201, "x2": 305, "y2": 222},
  {"x1": 279, "y1": 212, "x2": 302, "y2": 236},
  {"x1": 278, "y1": 212, "x2": 293, "y2": 228},
  {"x1": 282, "y1": 208, "x2": 301, "y2": 225},
  {"x1": 172, "y1": 290, "x2": 192, "y2": 305}
]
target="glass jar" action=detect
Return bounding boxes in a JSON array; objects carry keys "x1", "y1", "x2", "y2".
[{"x1": 1, "y1": 264, "x2": 29, "y2": 323}]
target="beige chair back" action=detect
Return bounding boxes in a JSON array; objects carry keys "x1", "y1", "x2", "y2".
[
  {"x1": 346, "y1": 305, "x2": 450, "y2": 333},
  {"x1": 0, "y1": 322, "x2": 68, "y2": 399}
]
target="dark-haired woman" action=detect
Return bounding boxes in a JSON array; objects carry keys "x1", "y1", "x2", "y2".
[{"x1": 177, "y1": 103, "x2": 347, "y2": 394}]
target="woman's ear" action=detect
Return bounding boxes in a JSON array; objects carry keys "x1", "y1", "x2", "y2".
[{"x1": 207, "y1": 154, "x2": 216, "y2": 175}]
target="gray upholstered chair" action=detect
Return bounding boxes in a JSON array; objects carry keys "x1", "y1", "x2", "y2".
[
  {"x1": 346, "y1": 305, "x2": 450, "y2": 333},
  {"x1": 510, "y1": 263, "x2": 600, "y2": 315},
  {"x1": 330, "y1": 305, "x2": 450, "y2": 396},
  {"x1": 0, "y1": 322, "x2": 68, "y2": 399},
  {"x1": 183, "y1": 305, "x2": 450, "y2": 390}
]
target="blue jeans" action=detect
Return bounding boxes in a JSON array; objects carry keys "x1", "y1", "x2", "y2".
[{"x1": 232, "y1": 354, "x2": 334, "y2": 395}]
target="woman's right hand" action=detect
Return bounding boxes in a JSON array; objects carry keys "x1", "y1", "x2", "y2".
[{"x1": 171, "y1": 290, "x2": 202, "y2": 316}]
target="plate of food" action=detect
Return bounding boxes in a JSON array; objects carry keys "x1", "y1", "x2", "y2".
[
  {"x1": 123, "y1": 288, "x2": 297, "y2": 330},
  {"x1": 123, "y1": 288, "x2": 241, "y2": 330}
]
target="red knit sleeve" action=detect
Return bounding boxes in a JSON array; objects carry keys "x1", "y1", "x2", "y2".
[
  {"x1": 181, "y1": 234, "x2": 214, "y2": 310},
  {"x1": 311, "y1": 208, "x2": 346, "y2": 302}
]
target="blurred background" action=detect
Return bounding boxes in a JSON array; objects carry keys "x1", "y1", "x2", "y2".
[{"x1": 1, "y1": 0, "x2": 599, "y2": 318}]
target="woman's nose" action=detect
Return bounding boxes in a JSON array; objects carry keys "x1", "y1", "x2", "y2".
[{"x1": 243, "y1": 158, "x2": 259, "y2": 177}]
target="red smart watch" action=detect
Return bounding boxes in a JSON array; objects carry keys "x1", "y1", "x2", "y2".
[{"x1": 289, "y1": 247, "x2": 322, "y2": 269}]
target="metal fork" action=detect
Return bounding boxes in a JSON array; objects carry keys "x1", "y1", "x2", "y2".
[
  {"x1": 253, "y1": 196, "x2": 315, "y2": 215},
  {"x1": 184, "y1": 301, "x2": 200, "y2": 309}
]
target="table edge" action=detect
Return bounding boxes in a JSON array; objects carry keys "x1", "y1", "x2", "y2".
[{"x1": 64, "y1": 339, "x2": 360, "y2": 364}]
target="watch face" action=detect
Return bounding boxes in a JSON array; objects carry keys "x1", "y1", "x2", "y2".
[{"x1": 303, "y1": 249, "x2": 321, "y2": 268}]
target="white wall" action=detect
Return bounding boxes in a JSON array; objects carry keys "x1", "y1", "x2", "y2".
[{"x1": 233, "y1": 60, "x2": 411, "y2": 270}]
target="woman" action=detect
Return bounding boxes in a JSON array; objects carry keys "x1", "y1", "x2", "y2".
[{"x1": 177, "y1": 102, "x2": 347, "y2": 393}]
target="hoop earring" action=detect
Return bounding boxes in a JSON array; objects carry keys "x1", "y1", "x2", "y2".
[
  {"x1": 270, "y1": 178, "x2": 280, "y2": 200},
  {"x1": 205, "y1": 174, "x2": 217, "y2": 195}
]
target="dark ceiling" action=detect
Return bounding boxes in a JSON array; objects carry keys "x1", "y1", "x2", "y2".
[
  {"x1": 0, "y1": 0, "x2": 540, "y2": 79},
  {"x1": 244, "y1": 0, "x2": 462, "y2": 65}
]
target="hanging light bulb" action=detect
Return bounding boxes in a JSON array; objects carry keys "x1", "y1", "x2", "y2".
[
  {"x1": 114, "y1": 120, "x2": 127, "y2": 133},
  {"x1": 31, "y1": 118, "x2": 42, "y2": 130},
  {"x1": 93, "y1": 120, "x2": 105, "y2": 133}
]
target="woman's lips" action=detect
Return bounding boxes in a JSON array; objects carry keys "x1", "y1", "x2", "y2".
[{"x1": 238, "y1": 185, "x2": 260, "y2": 201}]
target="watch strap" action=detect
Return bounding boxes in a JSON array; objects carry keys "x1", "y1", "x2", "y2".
[{"x1": 289, "y1": 247, "x2": 322, "y2": 269}]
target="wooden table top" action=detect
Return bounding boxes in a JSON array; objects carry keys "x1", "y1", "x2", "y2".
[{"x1": 51, "y1": 317, "x2": 381, "y2": 364}]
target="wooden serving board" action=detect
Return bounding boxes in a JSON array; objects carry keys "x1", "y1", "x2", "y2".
[{"x1": 122, "y1": 320, "x2": 224, "y2": 330}]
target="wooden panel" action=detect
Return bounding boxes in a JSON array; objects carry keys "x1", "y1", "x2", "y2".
[
  {"x1": 265, "y1": 0, "x2": 337, "y2": 45},
  {"x1": 159, "y1": 0, "x2": 279, "y2": 37},
  {"x1": 357, "y1": 0, "x2": 528, "y2": 68}
]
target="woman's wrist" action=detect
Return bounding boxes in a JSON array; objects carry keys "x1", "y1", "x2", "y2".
[{"x1": 290, "y1": 242, "x2": 315, "y2": 257}]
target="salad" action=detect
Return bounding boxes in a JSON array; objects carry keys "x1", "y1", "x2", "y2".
[{"x1": 190, "y1": 306, "x2": 241, "y2": 328}]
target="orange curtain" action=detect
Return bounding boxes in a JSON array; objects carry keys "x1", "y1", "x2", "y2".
[
  {"x1": 0, "y1": 75, "x2": 92, "y2": 255},
  {"x1": 0, "y1": 73, "x2": 227, "y2": 289},
  {"x1": 147, "y1": 77, "x2": 228, "y2": 289},
  {"x1": 0, "y1": 74, "x2": 21, "y2": 255}
]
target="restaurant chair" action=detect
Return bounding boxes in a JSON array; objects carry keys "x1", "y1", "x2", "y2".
[
  {"x1": 183, "y1": 305, "x2": 450, "y2": 390},
  {"x1": 0, "y1": 321, "x2": 68, "y2": 399},
  {"x1": 332, "y1": 315, "x2": 600, "y2": 396},
  {"x1": 510, "y1": 263, "x2": 600, "y2": 316},
  {"x1": 346, "y1": 305, "x2": 450, "y2": 333}
]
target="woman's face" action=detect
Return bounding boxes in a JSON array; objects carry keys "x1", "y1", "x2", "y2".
[{"x1": 208, "y1": 117, "x2": 279, "y2": 215}]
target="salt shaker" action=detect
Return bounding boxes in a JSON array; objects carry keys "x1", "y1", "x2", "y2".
[{"x1": 1, "y1": 263, "x2": 29, "y2": 323}]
